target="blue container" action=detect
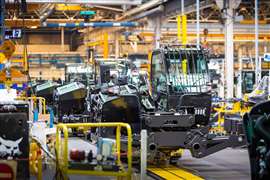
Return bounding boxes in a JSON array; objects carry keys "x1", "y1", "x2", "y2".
[
  {"x1": 47, "y1": 107, "x2": 54, "y2": 128},
  {"x1": 33, "y1": 108, "x2": 39, "y2": 122},
  {"x1": 0, "y1": 64, "x2": 4, "y2": 70},
  {"x1": 11, "y1": 83, "x2": 18, "y2": 89}
]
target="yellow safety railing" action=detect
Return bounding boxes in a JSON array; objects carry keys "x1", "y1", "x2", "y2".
[
  {"x1": 17, "y1": 96, "x2": 46, "y2": 114},
  {"x1": 29, "y1": 142, "x2": 43, "y2": 180},
  {"x1": 56, "y1": 123, "x2": 133, "y2": 180}
]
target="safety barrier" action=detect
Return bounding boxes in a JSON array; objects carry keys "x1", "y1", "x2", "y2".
[
  {"x1": 56, "y1": 122, "x2": 133, "y2": 180},
  {"x1": 17, "y1": 96, "x2": 46, "y2": 115}
]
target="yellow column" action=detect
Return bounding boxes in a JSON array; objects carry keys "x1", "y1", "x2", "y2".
[
  {"x1": 103, "y1": 33, "x2": 109, "y2": 58},
  {"x1": 182, "y1": 15, "x2": 187, "y2": 45},
  {"x1": 23, "y1": 46, "x2": 28, "y2": 72},
  {"x1": 177, "y1": 15, "x2": 182, "y2": 42}
]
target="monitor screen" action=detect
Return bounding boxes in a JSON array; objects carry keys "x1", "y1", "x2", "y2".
[{"x1": 5, "y1": 29, "x2": 22, "y2": 39}]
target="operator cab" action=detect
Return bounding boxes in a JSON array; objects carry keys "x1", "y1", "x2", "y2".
[{"x1": 150, "y1": 45, "x2": 212, "y2": 125}]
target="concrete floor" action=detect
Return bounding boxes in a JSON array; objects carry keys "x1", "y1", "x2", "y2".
[
  {"x1": 178, "y1": 148, "x2": 251, "y2": 180},
  {"x1": 33, "y1": 148, "x2": 250, "y2": 180}
]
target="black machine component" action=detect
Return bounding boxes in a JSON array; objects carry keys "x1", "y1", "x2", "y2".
[
  {"x1": 102, "y1": 95, "x2": 141, "y2": 133},
  {"x1": 91, "y1": 45, "x2": 245, "y2": 160},
  {"x1": 103, "y1": 46, "x2": 245, "y2": 158},
  {"x1": 94, "y1": 59, "x2": 130, "y2": 86},
  {"x1": 167, "y1": 93, "x2": 212, "y2": 126},
  {"x1": 224, "y1": 114, "x2": 244, "y2": 134},
  {"x1": 243, "y1": 100, "x2": 270, "y2": 180},
  {"x1": 144, "y1": 112, "x2": 245, "y2": 158},
  {"x1": 54, "y1": 82, "x2": 89, "y2": 123},
  {"x1": 65, "y1": 63, "x2": 94, "y2": 86},
  {"x1": 0, "y1": 102, "x2": 29, "y2": 179},
  {"x1": 36, "y1": 81, "x2": 59, "y2": 105}
]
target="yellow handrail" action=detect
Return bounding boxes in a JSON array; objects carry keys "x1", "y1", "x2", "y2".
[
  {"x1": 17, "y1": 96, "x2": 46, "y2": 114},
  {"x1": 56, "y1": 123, "x2": 133, "y2": 180}
]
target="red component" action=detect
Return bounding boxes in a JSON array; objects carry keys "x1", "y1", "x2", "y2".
[
  {"x1": 0, "y1": 163, "x2": 14, "y2": 180},
  {"x1": 70, "y1": 149, "x2": 85, "y2": 161}
]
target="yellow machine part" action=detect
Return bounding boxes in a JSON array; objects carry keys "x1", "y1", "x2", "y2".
[
  {"x1": 170, "y1": 148, "x2": 184, "y2": 158},
  {"x1": 0, "y1": 53, "x2": 6, "y2": 63},
  {"x1": 0, "y1": 67, "x2": 28, "y2": 83},
  {"x1": 213, "y1": 100, "x2": 251, "y2": 134},
  {"x1": 29, "y1": 142, "x2": 42, "y2": 180},
  {"x1": 55, "y1": 4, "x2": 85, "y2": 11},
  {"x1": 0, "y1": 40, "x2": 16, "y2": 59},
  {"x1": 182, "y1": 59, "x2": 187, "y2": 75}
]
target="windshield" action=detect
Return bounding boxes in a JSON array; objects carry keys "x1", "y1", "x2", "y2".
[{"x1": 165, "y1": 48, "x2": 209, "y2": 93}]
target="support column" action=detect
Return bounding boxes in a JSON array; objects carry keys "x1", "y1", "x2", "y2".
[
  {"x1": 225, "y1": 2, "x2": 234, "y2": 99},
  {"x1": 236, "y1": 48, "x2": 243, "y2": 98},
  {"x1": 196, "y1": 0, "x2": 200, "y2": 48},
  {"x1": 255, "y1": 0, "x2": 260, "y2": 85},
  {"x1": 140, "y1": 130, "x2": 147, "y2": 180},
  {"x1": 0, "y1": 0, "x2": 5, "y2": 44},
  {"x1": 61, "y1": 27, "x2": 65, "y2": 51},
  {"x1": 154, "y1": 16, "x2": 161, "y2": 49},
  {"x1": 103, "y1": 33, "x2": 109, "y2": 59},
  {"x1": 115, "y1": 32, "x2": 120, "y2": 59}
]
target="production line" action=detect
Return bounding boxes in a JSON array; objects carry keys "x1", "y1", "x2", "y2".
[{"x1": 1, "y1": 0, "x2": 270, "y2": 180}]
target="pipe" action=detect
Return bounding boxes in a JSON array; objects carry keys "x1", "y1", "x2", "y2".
[
  {"x1": 117, "y1": 0, "x2": 163, "y2": 21},
  {"x1": 93, "y1": 5, "x2": 124, "y2": 12},
  {"x1": 127, "y1": 5, "x2": 164, "y2": 21},
  {"x1": 38, "y1": 4, "x2": 52, "y2": 15},
  {"x1": 40, "y1": 4, "x2": 55, "y2": 23},
  {"x1": 181, "y1": 0, "x2": 184, "y2": 14},
  {"x1": 42, "y1": 22, "x2": 138, "y2": 28}
]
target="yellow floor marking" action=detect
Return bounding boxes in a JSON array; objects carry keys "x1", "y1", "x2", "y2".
[
  {"x1": 148, "y1": 167, "x2": 184, "y2": 179},
  {"x1": 148, "y1": 165, "x2": 204, "y2": 180}
]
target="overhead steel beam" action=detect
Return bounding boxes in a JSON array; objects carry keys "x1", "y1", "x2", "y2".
[
  {"x1": 126, "y1": 5, "x2": 164, "y2": 21},
  {"x1": 42, "y1": 21, "x2": 138, "y2": 28},
  {"x1": 161, "y1": 23, "x2": 270, "y2": 34},
  {"x1": 6, "y1": 0, "x2": 142, "y2": 5},
  {"x1": 117, "y1": 0, "x2": 164, "y2": 21},
  {"x1": 5, "y1": 18, "x2": 114, "y2": 27},
  {"x1": 118, "y1": 0, "x2": 214, "y2": 21},
  {"x1": 162, "y1": 0, "x2": 214, "y2": 18}
]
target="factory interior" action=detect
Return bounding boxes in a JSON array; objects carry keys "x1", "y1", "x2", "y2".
[{"x1": 0, "y1": 0, "x2": 270, "y2": 179}]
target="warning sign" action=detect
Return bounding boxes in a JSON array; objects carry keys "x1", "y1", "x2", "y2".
[{"x1": 0, "y1": 161, "x2": 17, "y2": 180}]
